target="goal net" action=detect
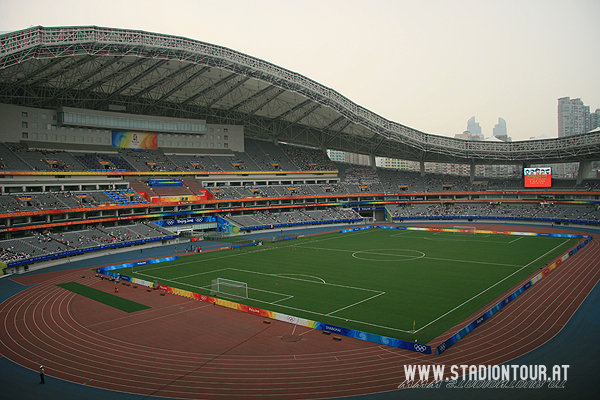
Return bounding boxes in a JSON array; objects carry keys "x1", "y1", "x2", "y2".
[
  {"x1": 453, "y1": 226, "x2": 476, "y2": 234},
  {"x1": 211, "y1": 278, "x2": 248, "y2": 300}
]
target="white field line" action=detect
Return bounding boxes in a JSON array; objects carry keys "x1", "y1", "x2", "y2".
[
  {"x1": 133, "y1": 228, "x2": 574, "y2": 336},
  {"x1": 270, "y1": 295, "x2": 295, "y2": 304},
  {"x1": 141, "y1": 228, "x2": 373, "y2": 273},
  {"x1": 176, "y1": 267, "x2": 230, "y2": 280},
  {"x1": 422, "y1": 237, "x2": 516, "y2": 244},
  {"x1": 421, "y1": 256, "x2": 521, "y2": 268},
  {"x1": 135, "y1": 267, "x2": 402, "y2": 332},
  {"x1": 508, "y1": 236, "x2": 525, "y2": 244},
  {"x1": 298, "y1": 245, "x2": 522, "y2": 268},
  {"x1": 228, "y1": 267, "x2": 384, "y2": 294},
  {"x1": 415, "y1": 239, "x2": 572, "y2": 333},
  {"x1": 326, "y1": 291, "x2": 386, "y2": 316},
  {"x1": 134, "y1": 269, "x2": 294, "y2": 302},
  {"x1": 389, "y1": 231, "x2": 411, "y2": 236},
  {"x1": 274, "y1": 274, "x2": 326, "y2": 283}
]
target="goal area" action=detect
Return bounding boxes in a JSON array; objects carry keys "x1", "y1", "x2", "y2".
[
  {"x1": 453, "y1": 225, "x2": 476, "y2": 234},
  {"x1": 211, "y1": 278, "x2": 248, "y2": 300}
]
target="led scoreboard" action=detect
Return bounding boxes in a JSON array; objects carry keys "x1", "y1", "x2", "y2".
[{"x1": 524, "y1": 167, "x2": 552, "y2": 188}]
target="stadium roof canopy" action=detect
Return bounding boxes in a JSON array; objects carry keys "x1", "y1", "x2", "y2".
[{"x1": 1, "y1": 25, "x2": 599, "y2": 165}]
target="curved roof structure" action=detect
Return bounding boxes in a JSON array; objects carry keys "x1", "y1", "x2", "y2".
[{"x1": 1, "y1": 25, "x2": 600, "y2": 165}]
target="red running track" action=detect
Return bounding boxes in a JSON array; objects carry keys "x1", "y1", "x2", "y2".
[{"x1": 1, "y1": 226, "x2": 599, "y2": 399}]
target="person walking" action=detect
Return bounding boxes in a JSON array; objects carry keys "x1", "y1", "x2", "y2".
[{"x1": 39, "y1": 365, "x2": 45, "y2": 384}]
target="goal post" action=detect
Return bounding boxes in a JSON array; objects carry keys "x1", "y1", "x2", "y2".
[
  {"x1": 453, "y1": 226, "x2": 476, "y2": 234},
  {"x1": 211, "y1": 278, "x2": 248, "y2": 300}
]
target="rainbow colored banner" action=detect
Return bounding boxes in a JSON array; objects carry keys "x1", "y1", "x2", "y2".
[
  {"x1": 112, "y1": 131, "x2": 157, "y2": 149},
  {"x1": 100, "y1": 243, "x2": 431, "y2": 354},
  {"x1": 125, "y1": 276, "x2": 430, "y2": 353},
  {"x1": 151, "y1": 195, "x2": 207, "y2": 203}
]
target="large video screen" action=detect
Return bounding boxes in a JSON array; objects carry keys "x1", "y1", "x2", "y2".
[{"x1": 524, "y1": 167, "x2": 552, "y2": 188}]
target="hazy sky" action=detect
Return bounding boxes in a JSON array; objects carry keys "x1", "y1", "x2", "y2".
[{"x1": 1, "y1": 0, "x2": 599, "y2": 142}]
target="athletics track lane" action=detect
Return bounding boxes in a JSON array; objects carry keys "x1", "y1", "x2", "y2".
[{"x1": 0, "y1": 229, "x2": 598, "y2": 399}]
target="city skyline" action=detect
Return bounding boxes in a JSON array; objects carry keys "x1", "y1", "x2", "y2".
[{"x1": 1, "y1": 0, "x2": 599, "y2": 142}]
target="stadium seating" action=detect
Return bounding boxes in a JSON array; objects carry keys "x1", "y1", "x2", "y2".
[
  {"x1": 1, "y1": 137, "x2": 599, "y2": 271},
  {"x1": 0, "y1": 223, "x2": 174, "y2": 265}
]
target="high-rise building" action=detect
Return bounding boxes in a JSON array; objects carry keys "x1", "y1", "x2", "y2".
[
  {"x1": 376, "y1": 157, "x2": 420, "y2": 171},
  {"x1": 327, "y1": 150, "x2": 370, "y2": 166},
  {"x1": 590, "y1": 108, "x2": 600, "y2": 131},
  {"x1": 327, "y1": 149, "x2": 346, "y2": 162},
  {"x1": 493, "y1": 117, "x2": 509, "y2": 141},
  {"x1": 466, "y1": 117, "x2": 484, "y2": 140},
  {"x1": 558, "y1": 97, "x2": 590, "y2": 137}
]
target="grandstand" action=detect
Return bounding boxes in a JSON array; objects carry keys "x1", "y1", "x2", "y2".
[{"x1": 1, "y1": 131, "x2": 599, "y2": 272}]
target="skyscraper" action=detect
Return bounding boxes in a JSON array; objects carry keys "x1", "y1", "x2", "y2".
[
  {"x1": 493, "y1": 118, "x2": 509, "y2": 141},
  {"x1": 558, "y1": 97, "x2": 590, "y2": 137},
  {"x1": 466, "y1": 117, "x2": 484, "y2": 140},
  {"x1": 590, "y1": 108, "x2": 600, "y2": 131}
]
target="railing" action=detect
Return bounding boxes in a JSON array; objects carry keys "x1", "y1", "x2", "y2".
[{"x1": 2, "y1": 26, "x2": 600, "y2": 162}]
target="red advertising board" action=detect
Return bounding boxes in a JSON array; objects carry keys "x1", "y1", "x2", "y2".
[{"x1": 524, "y1": 167, "x2": 551, "y2": 188}]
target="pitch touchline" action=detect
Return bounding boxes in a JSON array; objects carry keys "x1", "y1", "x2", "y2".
[
  {"x1": 415, "y1": 239, "x2": 571, "y2": 333},
  {"x1": 298, "y1": 245, "x2": 522, "y2": 268},
  {"x1": 424, "y1": 256, "x2": 521, "y2": 268},
  {"x1": 422, "y1": 237, "x2": 520, "y2": 244}
]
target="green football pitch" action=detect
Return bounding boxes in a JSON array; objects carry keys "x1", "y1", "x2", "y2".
[{"x1": 122, "y1": 228, "x2": 578, "y2": 343}]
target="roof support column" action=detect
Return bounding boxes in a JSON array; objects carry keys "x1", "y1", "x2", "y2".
[
  {"x1": 577, "y1": 160, "x2": 592, "y2": 185},
  {"x1": 470, "y1": 161, "x2": 475, "y2": 182},
  {"x1": 521, "y1": 162, "x2": 529, "y2": 180},
  {"x1": 369, "y1": 154, "x2": 376, "y2": 169},
  {"x1": 420, "y1": 160, "x2": 425, "y2": 177}
]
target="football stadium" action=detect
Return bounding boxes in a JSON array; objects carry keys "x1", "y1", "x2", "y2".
[{"x1": 0, "y1": 26, "x2": 599, "y2": 400}]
